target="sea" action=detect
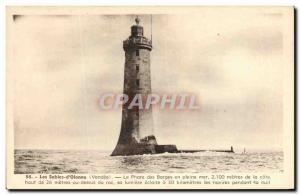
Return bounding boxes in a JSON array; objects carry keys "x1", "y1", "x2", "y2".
[{"x1": 14, "y1": 150, "x2": 283, "y2": 174}]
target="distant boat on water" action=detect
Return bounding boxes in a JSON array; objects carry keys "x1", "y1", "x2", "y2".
[{"x1": 242, "y1": 148, "x2": 246, "y2": 154}]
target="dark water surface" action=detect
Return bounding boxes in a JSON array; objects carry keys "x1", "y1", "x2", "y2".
[{"x1": 14, "y1": 150, "x2": 283, "y2": 174}]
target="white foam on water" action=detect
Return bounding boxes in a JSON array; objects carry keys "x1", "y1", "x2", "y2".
[{"x1": 14, "y1": 149, "x2": 284, "y2": 174}]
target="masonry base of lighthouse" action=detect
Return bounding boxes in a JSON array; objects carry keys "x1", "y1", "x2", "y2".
[
  {"x1": 111, "y1": 135, "x2": 179, "y2": 156},
  {"x1": 111, "y1": 134, "x2": 235, "y2": 156},
  {"x1": 111, "y1": 144, "x2": 179, "y2": 156}
]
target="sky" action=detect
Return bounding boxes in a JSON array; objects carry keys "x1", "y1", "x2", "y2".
[{"x1": 11, "y1": 9, "x2": 287, "y2": 152}]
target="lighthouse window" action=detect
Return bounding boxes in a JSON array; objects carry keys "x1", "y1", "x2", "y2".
[
  {"x1": 136, "y1": 79, "x2": 140, "y2": 86},
  {"x1": 136, "y1": 65, "x2": 139, "y2": 72},
  {"x1": 136, "y1": 50, "x2": 139, "y2": 56}
]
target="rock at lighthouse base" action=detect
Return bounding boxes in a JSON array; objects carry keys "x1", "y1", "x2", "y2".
[
  {"x1": 111, "y1": 135, "x2": 179, "y2": 156},
  {"x1": 111, "y1": 143, "x2": 179, "y2": 156},
  {"x1": 111, "y1": 143, "x2": 156, "y2": 156}
]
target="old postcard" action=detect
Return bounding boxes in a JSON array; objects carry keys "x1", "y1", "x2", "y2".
[{"x1": 6, "y1": 6, "x2": 294, "y2": 190}]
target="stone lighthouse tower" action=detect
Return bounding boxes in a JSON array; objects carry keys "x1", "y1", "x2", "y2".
[
  {"x1": 111, "y1": 16, "x2": 157, "y2": 156},
  {"x1": 111, "y1": 16, "x2": 178, "y2": 156},
  {"x1": 110, "y1": 17, "x2": 234, "y2": 155}
]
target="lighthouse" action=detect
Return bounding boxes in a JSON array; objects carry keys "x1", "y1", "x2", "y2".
[
  {"x1": 111, "y1": 16, "x2": 178, "y2": 156},
  {"x1": 110, "y1": 16, "x2": 234, "y2": 156}
]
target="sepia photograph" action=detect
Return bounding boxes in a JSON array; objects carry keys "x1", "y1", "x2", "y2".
[{"x1": 6, "y1": 6, "x2": 294, "y2": 189}]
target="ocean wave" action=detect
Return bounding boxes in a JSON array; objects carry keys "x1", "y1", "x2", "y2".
[{"x1": 14, "y1": 150, "x2": 284, "y2": 174}]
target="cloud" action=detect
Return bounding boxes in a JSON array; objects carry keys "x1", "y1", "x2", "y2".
[{"x1": 12, "y1": 11, "x2": 285, "y2": 151}]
